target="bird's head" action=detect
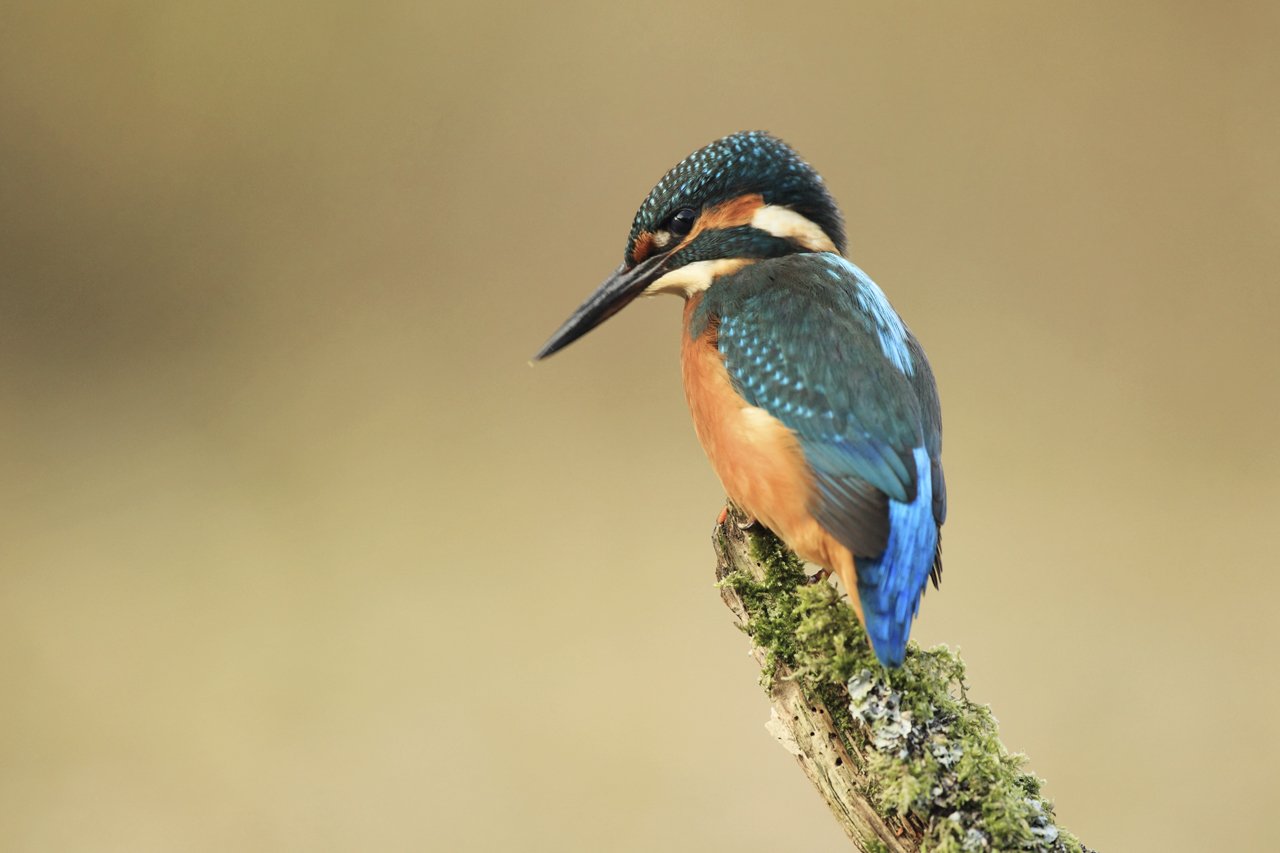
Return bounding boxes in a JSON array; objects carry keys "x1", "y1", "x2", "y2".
[{"x1": 535, "y1": 131, "x2": 845, "y2": 360}]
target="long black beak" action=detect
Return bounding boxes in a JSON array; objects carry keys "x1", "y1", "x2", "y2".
[{"x1": 533, "y1": 254, "x2": 670, "y2": 360}]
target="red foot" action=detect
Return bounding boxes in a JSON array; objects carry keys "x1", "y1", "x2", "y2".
[{"x1": 717, "y1": 506, "x2": 729, "y2": 525}]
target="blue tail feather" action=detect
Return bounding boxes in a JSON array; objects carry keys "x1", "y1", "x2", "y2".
[{"x1": 855, "y1": 446, "x2": 938, "y2": 667}]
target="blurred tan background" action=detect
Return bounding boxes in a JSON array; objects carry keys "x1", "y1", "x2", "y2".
[{"x1": 2, "y1": 2, "x2": 1278, "y2": 851}]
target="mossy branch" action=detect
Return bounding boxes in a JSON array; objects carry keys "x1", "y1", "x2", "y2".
[{"x1": 713, "y1": 503, "x2": 1095, "y2": 853}]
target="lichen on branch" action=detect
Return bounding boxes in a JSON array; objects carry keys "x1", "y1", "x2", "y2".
[{"x1": 714, "y1": 505, "x2": 1093, "y2": 853}]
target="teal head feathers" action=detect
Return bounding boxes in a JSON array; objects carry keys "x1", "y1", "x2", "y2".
[{"x1": 535, "y1": 131, "x2": 846, "y2": 358}]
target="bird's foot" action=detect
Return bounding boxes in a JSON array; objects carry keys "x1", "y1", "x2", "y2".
[
  {"x1": 716, "y1": 505, "x2": 757, "y2": 529},
  {"x1": 806, "y1": 568, "x2": 832, "y2": 585}
]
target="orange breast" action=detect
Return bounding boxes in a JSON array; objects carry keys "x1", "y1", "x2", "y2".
[{"x1": 679, "y1": 298, "x2": 859, "y2": 608}]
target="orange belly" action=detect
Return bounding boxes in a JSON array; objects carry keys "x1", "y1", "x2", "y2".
[{"x1": 680, "y1": 298, "x2": 863, "y2": 619}]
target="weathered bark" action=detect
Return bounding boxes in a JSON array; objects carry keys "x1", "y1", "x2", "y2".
[
  {"x1": 715, "y1": 521, "x2": 924, "y2": 851},
  {"x1": 712, "y1": 504, "x2": 1094, "y2": 853}
]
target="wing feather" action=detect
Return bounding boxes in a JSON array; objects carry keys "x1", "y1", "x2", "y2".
[{"x1": 710, "y1": 256, "x2": 929, "y2": 559}]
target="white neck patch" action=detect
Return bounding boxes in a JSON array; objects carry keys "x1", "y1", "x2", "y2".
[
  {"x1": 750, "y1": 205, "x2": 837, "y2": 252},
  {"x1": 643, "y1": 258, "x2": 753, "y2": 298}
]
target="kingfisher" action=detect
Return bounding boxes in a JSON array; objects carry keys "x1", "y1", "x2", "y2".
[{"x1": 534, "y1": 131, "x2": 945, "y2": 667}]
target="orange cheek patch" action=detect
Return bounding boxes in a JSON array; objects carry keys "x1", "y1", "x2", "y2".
[
  {"x1": 693, "y1": 193, "x2": 765, "y2": 235},
  {"x1": 631, "y1": 232, "x2": 655, "y2": 264}
]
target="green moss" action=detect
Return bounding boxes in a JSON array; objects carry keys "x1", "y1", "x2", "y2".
[
  {"x1": 717, "y1": 525, "x2": 808, "y2": 680},
  {"x1": 793, "y1": 580, "x2": 876, "y2": 681},
  {"x1": 728, "y1": 525, "x2": 1086, "y2": 853},
  {"x1": 1055, "y1": 830, "x2": 1087, "y2": 853}
]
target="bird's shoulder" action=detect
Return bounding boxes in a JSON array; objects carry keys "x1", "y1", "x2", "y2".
[
  {"x1": 688, "y1": 254, "x2": 928, "y2": 502},
  {"x1": 694, "y1": 252, "x2": 923, "y2": 423}
]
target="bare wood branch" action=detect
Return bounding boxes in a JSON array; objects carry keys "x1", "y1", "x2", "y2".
[{"x1": 712, "y1": 503, "x2": 1094, "y2": 853}]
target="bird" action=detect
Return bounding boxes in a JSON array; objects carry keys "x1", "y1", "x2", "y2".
[{"x1": 534, "y1": 131, "x2": 945, "y2": 668}]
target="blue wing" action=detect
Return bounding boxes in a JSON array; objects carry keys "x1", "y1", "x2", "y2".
[{"x1": 700, "y1": 253, "x2": 944, "y2": 666}]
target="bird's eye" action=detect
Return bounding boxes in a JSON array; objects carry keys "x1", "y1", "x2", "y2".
[{"x1": 667, "y1": 207, "x2": 697, "y2": 237}]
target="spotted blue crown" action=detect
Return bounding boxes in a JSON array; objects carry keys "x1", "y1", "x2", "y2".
[{"x1": 625, "y1": 131, "x2": 846, "y2": 263}]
